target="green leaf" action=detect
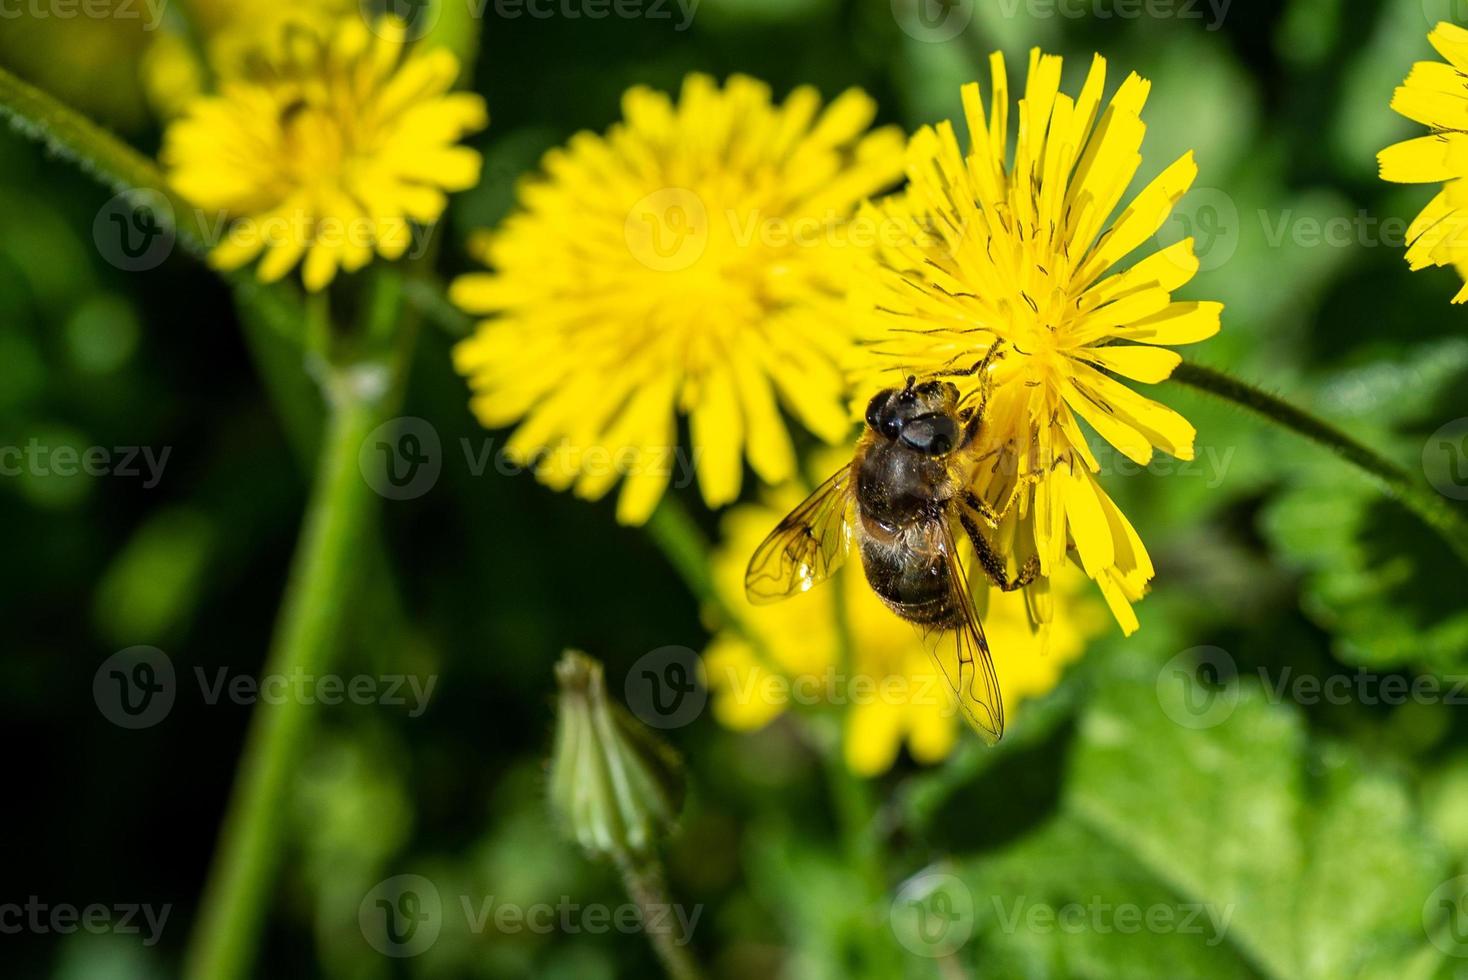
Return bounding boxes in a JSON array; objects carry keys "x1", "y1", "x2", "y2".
[
  {"x1": 1001, "y1": 641, "x2": 1453, "y2": 980},
  {"x1": 1260, "y1": 342, "x2": 1468, "y2": 671},
  {"x1": 958, "y1": 818, "x2": 1258, "y2": 978}
]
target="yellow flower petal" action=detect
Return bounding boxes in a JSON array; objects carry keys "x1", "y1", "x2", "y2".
[{"x1": 163, "y1": 14, "x2": 485, "y2": 290}]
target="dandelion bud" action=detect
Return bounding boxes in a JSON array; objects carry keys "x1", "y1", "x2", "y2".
[{"x1": 549, "y1": 651, "x2": 685, "y2": 861}]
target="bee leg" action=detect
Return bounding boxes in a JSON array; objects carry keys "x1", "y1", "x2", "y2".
[
  {"x1": 962, "y1": 487, "x2": 1018, "y2": 530},
  {"x1": 959, "y1": 407, "x2": 983, "y2": 450},
  {"x1": 940, "y1": 339, "x2": 1007, "y2": 380},
  {"x1": 959, "y1": 513, "x2": 1039, "y2": 592}
]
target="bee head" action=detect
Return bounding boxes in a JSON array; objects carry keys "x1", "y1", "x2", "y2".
[{"x1": 864, "y1": 377, "x2": 962, "y2": 456}]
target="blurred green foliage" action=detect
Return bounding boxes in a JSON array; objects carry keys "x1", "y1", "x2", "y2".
[{"x1": 4, "y1": 0, "x2": 1468, "y2": 977}]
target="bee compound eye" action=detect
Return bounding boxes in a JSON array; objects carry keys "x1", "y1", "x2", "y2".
[
  {"x1": 864, "y1": 391, "x2": 888, "y2": 431},
  {"x1": 899, "y1": 414, "x2": 959, "y2": 455}
]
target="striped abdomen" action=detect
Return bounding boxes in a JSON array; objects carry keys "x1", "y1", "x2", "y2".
[{"x1": 857, "y1": 522, "x2": 964, "y2": 631}]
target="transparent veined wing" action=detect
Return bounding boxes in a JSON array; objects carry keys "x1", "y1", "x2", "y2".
[
  {"x1": 744, "y1": 464, "x2": 857, "y2": 605},
  {"x1": 921, "y1": 518, "x2": 1005, "y2": 743}
]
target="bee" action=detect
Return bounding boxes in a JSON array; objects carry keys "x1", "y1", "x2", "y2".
[{"x1": 744, "y1": 342, "x2": 1039, "y2": 743}]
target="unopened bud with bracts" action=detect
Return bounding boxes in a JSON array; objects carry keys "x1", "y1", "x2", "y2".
[{"x1": 549, "y1": 651, "x2": 686, "y2": 861}]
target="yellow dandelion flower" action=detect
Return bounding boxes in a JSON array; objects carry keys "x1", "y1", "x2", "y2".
[
  {"x1": 140, "y1": 33, "x2": 208, "y2": 120},
  {"x1": 141, "y1": 0, "x2": 353, "y2": 117},
  {"x1": 1379, "y1": 22, "x2": 1468, "y2": 302},
  {"x1": 853, "y1": 49, "x2": 1222, "y2": 633},
  {"x1": 451, "y1": 74, "x2": 906, "y2": 525},
  {"x1": 704, "y1": 483, "x2": 1106, "y2": 776},
  {"x1": 161, "y1": 16, "x2": 487, "y2": 292}
]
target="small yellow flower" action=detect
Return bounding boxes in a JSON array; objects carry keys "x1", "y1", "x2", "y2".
[
  {"x1": 854, "y1": 50, "x2": 1221, "y2": 633},
  {"x1": 140, "y1": 33, "x2": 208, "y2": 120},
  {"x1": 1380, "y1": 22, "x2": 1468, "y2": 302},
  {"x1": 451, "y1": 74, "x2": 905, "y2": 525},
  {"x1": 141, "y1": 0, "x2": 354, "y2": 117},
  {"x1": 161, "y1": 16, "x2": 487, "y2": 292},
  {"x1": 704, "y1": 483, "x2": 1105, "y2": 776}
]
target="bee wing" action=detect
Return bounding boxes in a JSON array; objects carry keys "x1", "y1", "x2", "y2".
[
  {"x1": 922, "y1": 518, "x2": 1005, "y2": 744},
  {"x1": 744, "y1": 465, "x2": 858, "y2": 605}
]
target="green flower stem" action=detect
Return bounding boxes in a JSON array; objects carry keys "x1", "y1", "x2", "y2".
[
  {"x1": 183, "y1": 364, "x2": 396, "y2": 980},
  {"x1": 0, "y1": 64, "x2": 205, "y2": 248},
  {"x1": 403, "y1": 276, "x2": 473, "y2": 337},
  {"x1": 613, "y1": 853, "x2": 706, "y2": 980},
  {"x1": 1171, "y1": 361, "x2": 1468, "y2": 566}
]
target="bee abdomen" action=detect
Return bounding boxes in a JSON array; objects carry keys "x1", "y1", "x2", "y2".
[{"x1": 859, "y1": 540, "x2": 964, "y2": 631}]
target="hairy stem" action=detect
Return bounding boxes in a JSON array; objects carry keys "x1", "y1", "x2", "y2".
[
  {"x1": 614, "y1": 853, "x2": 706, "y2": 980},
  {"x1": 1171, "y1": 361, "x2": 1468, "y2": 566},
  {"x1": 0, "y1": 64, "x2": 205, "y2": 247},
  {"x1": 0, "y1": 64, "x2": 308, "y2": 341}
]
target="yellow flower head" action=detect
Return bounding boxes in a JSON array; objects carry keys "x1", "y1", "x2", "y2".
[
  {"x1": 142, "y1": 0, "x2": 353, "y2": 117},
  {"x1": 704, "y1": 485, "x2": 1105, "y2": 776},
  {"x1": 853, "y1": 50, "x2": 1221, "y2": 633},
  {"x1": 451, "y1": 74, "x2": 906, "y2": 525},
  {"x1": 1379, "y1": 22, "x2": 1468, "y2": 302},
  {"x1": 162, "y1": 16, "x2": 487, "y2": 292}
]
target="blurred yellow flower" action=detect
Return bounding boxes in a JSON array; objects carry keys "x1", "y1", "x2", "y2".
[
  {"x1": 1379, "y1": 22, "x2": 1468, "y2": 303},
  {"x1": 451, "y1": 74, "x2": 905, "y2": 525},
  {"x1": 141, "y1": 0, "x2": 353, "y2": 117},
  {"x1": 161, "y1": 15, "x2": 486, "y2": 292},
  {"x1": 704, "y1": 485, "x2": 1106, "y2": 776},
  {"x1": 853, "y1": 49, "x2": 1221, "y2": 634},
  {"x1": 140, "y1": 33, "x2": 208, "y2": 120}
]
